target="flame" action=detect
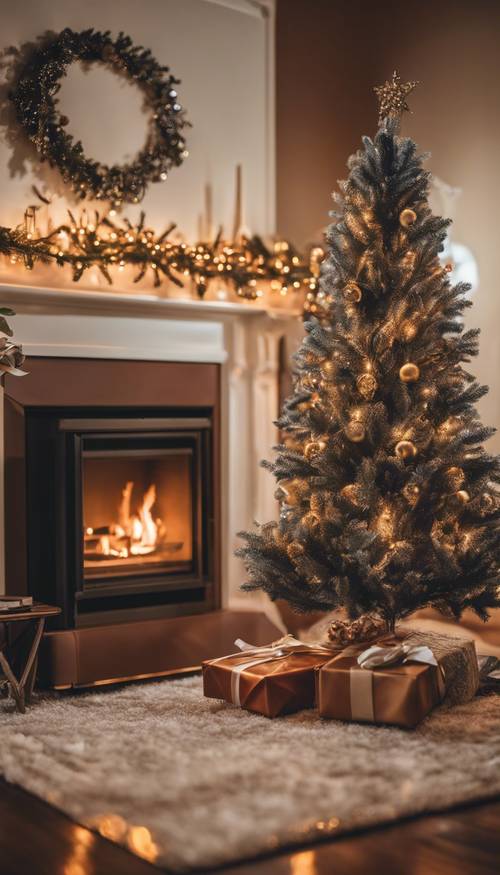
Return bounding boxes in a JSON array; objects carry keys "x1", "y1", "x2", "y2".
[{"x1": 88, "y1": 482, "x2": 161, "y2": 559}]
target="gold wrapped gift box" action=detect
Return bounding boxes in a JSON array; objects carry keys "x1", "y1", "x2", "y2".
[
  {"x1": 316, "y1": 630, "x2": 479, "y2": 729},
  {"x1": 203, "y1": 637, "x2": 334, "y2": 718}
]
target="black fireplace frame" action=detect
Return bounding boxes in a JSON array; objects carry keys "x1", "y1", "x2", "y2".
[{"x1": 23, "y1": 408, "x2": 215, "y2": 628}]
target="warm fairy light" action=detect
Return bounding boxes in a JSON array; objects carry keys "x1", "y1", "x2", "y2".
[
  {"x1": 63, "y1": 824, "x2": 95, "y2": 875},
  {"x1": 127, "y1": 826, "x2": 159, "y2": 862},
  {"x1": 3, "y1": 205, "x2": 319, "y2": 309},
  {"x1": 290, "y1": 850, "x2": 319, "y2": 875}
]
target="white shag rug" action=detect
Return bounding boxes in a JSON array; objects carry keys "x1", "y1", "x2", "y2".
[{"x1": 1, "y1": 676, "x2": 500, "y2": 872}]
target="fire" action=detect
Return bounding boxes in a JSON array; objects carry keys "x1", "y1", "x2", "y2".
[{"x1": 84, "y1": 481, "x2": 164, "y2": 560}]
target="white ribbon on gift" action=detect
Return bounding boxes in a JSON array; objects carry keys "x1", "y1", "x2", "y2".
[
  {"x1": 349, "y1": 642, "x2": 445, "y2": 722},
  {"x1": 210, "y1": 635, "x2": 334, "y2": 707}
]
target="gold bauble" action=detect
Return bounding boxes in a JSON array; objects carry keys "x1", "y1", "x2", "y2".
[
  {"x1": 356, "y1": 372, "x2": 378, "y2": 399},
  {"x1": 400, "y1": 208, "x2": 417, "y2": 228},
  {"x1": 403, "y1": 482, "x2": 420, "y2": 503},
  {"x1": 456, "y1": 490, "x2": 470, "y2": 504},
  {"x1": 399, "y1": 362, "x2": 420, "y2": 383},
  {"x1": 395, "y1": 439, "x2": 417, "y2": 460},
  {"x1": 343, "y1": 282, "x2": 362, "y2": 303},
  {"x1": 304, "y1": 439, "x2": 326, "y2": 459},
  {"x1": 445, "y1": 466, "x2": 465, "y2": 489},
  {"x1": 345, "y1": 419, "x2": 365, "y2": 443}
]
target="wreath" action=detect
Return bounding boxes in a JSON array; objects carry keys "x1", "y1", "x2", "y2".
[{"x1": 9, "y1": 28, "x2": 190, "y2": 207}]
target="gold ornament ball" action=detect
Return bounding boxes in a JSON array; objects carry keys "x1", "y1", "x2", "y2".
[
  {"x1": 345, "y1": 419, "x2": 365, "y2": 443},
  {"x1": 399, "y1": 208, "x2": 417, "y2": 228},
  {"x1": 343, "y1": 282, "x2": 362, "y2": 304},
  {"x1": 304, "y1": 439, "x2": 326, "y2": 459},
  {"x1": 445, "y1": 466, "x2": 465, "y2": 489},
  {"x1": 456, "y1": 490, "x2": 470, "y2": 505},
  {"x1": 403, "y1": 482, "x2": 420, "y2": 502},
  {"x1": 395, "y1": 439, "x2": 417, "y2": 460},
  {"x1": 356, "y1": 372, "x2": 378, "y2": 399},
  {"x1": 399, "y1": 362, "x2": 420, "y2": 383}
]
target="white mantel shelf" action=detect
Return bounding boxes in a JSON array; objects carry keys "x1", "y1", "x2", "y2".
[
  {"x1": 0, "y1": 282, "x2": 301, "y2": 365},
  {"x1": 0, "y1": 283, "x2": 302, "y2": 321}
]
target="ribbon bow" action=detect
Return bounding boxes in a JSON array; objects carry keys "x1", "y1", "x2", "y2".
[
  {"x1": 212, "y1": 635, "x2": 334, "y2": 706},
  {"x1": 358, "y1": 642, "x2": 439, "y2": 670},
  {"x1": 348, "y1": 640, "x2": 445, "y2": 722}
]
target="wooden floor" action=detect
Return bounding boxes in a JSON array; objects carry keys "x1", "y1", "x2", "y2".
[{"x1": 0, "y1": 777, "x2": 499, "y2": 875}]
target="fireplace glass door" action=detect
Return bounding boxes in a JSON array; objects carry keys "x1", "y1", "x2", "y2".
[{"x1": 83, "y1": 447, "x2": 193, "y2": 581}]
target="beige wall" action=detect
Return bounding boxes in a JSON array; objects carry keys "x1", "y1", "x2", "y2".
[
  {"x1": 277, "y1": 0, "x2": 500, "y2": 450},
  {"x1": 0, "y1": 0, "x2": 274, "y2": 247}
]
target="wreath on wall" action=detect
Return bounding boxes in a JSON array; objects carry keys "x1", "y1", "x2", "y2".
[{"x1": 8, "y1": 28, "x2": 190, "y2": 208}]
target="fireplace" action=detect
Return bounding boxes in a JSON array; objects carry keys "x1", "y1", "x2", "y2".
[
  {"x1": 0, "y1": 294, "x2": 286, "y2": 687},
  {"x1": 4, "y1": 358, "x2": 219, "y2": 629}
]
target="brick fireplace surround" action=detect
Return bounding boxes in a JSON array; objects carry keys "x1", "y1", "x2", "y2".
[{"x1": 0, "y1": 283, "x2": 299, "y2": 687}]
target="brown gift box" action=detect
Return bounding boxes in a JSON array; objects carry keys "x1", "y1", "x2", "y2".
[
  {"x1": 316, "y1": 630, "x2": 479, "y2": 729},
  {"x1": 203, "y1": 637, "x2": 334, "y2": 718}
]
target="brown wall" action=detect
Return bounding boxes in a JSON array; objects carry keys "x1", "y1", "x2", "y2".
[{"x1": 276, "y1": 0, "x2": 500, "y2": 448}]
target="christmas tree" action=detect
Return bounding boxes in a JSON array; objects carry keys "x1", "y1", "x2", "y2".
[{"x1": 238, "y1": 74, "x2": 500, "y2": 634}]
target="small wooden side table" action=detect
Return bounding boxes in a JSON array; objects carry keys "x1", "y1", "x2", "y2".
[{"x1": 0, "y1": 603, "x2": 61, "y2": 713}]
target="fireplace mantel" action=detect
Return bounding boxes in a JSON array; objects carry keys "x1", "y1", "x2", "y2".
[{"x1": 0, "y1": 282, "x2": 303, "y2": 605}]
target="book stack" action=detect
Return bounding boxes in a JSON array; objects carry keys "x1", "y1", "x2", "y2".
[{"x1": 0, "y1": 595, "x2": 33, "y2": 614}]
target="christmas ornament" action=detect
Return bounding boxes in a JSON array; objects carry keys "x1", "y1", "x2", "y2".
[
  {"x1": 374, "y1": 70, "x2": 418, "y2": 125},
  {"x1": 356, "y1": 372, "x2": 378, "y2": 399},
  {"x1": 395, "y1": 440, "x2": 417, "y2": 460},
  {"x1": 399, "y1": 362, "x2": 420, "y2": 383},
  {"x1": 399, "y1": 208, "x2": 417, "y2": 228},
  {"x1": 343, "y1": 282, "x2": 362, "y2": 303},
  {"x1": 445, "y1": 466, "x2": 465, "y2": 490},
  {"x1": 345, "y1": 419, "x2": 366, "y2": 443},
  {"x1": 8, "y1": 28, "x2": 190, "y2": 207},
  {"x1": 403, "y1": 483, "x2": 420, "y2": 504},
  {"x1": 304, "y1": 439, "x2": 326, "y2": 459}
]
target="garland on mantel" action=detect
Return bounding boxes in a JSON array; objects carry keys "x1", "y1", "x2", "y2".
[{"x1": 0, "y1": 204, "x2": 327, "y2": 313}]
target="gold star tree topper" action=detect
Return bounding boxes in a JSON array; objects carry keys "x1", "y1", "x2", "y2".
[{"x1": 374, "y1": 71, "x2": 418, "y2": 126}]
